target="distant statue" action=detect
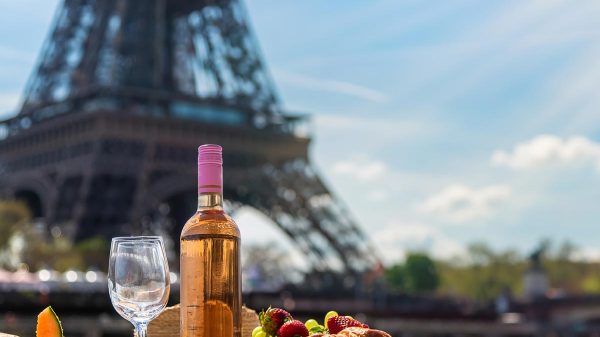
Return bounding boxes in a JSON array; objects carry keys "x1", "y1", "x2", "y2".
[
  {"x1": 523, "y1": 245, "x2": 549, "y2": 299},
  {"x1": 530, "y1": 247, "x2": 544, "y2": 270}
]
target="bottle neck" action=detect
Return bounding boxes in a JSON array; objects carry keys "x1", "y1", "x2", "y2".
[
  {"x1": 197, "y1": 144, "x2": 223, "y2": 211},
  {"x1": 197, "y1": 192, "x2": 223, "y2": 211}
]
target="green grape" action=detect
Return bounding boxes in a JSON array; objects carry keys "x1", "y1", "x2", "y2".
[
  {"x1": 309, "y1": 325, "x2": 327, "y2": 334},
  {"x1": 305, "y1": 319, "x2": 319, "y2": 330},
  {"x1": 255, "y1": 331, "x2": 267, "y2": 337},
  {"x1": 324, "y1": 311, "x2": 338, "y2": 328},
  {"x1": 252, "y1": 326, "x2": 263, "y2": 337}
]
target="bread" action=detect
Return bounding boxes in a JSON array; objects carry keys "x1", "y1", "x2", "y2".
[
  {"x1": 147, "y1": 304, "x2": 259, "y2": 337},
  {"x1": 309, "y1": 327, "x2": 392, "y2": 337}
]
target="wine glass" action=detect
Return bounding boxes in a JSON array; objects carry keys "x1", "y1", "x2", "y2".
[{"x1": 108, "y1": 236, "x2": 170, "y2": 337}]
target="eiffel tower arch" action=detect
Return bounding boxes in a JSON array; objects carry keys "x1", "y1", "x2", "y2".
[{"x1": 0, "y1": 0, "x2": 380, "y2": 275}]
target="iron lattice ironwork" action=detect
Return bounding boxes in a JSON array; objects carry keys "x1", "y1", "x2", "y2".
[{"x1": 0, "y1": 0, "x2": 379, "y2": 274}]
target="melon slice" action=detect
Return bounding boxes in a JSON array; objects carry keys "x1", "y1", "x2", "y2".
[{"x1": 36, "y1": 306, "x2": 64, "y2": 337}]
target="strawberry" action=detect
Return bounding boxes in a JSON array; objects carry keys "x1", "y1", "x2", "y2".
[
  {"x1": 277, "y1": 320, "x2": 309, "y2": 337},
  {"x1": 326, "y1": 316, "x2": 369, "y2": 334},
  {"x1": 259, "y1": 307, "x2": 292, "y2": 336}
]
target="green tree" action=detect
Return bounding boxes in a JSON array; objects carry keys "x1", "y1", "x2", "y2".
[
  {"x1": 544, "y1": 240, "x2": 585, "y2": 292},
  {"x1": 0, "y1": 200, "x2": 31, "y2": 269},
  {"x1": 0, "y1": 200, "x2": 108, "y2": 272},
  {"x1": 75, "y1": 237, "x2": 110, "y2": 271},
  {"x1": 384, "y1": 263, "x2": 405, "y2": 292},
  {"x1": 404, "y1": 253, "x2": 440, "y2": 293},
  {"x1": 385, "y1": 252, "x2": 440, "y2": 294},
  {"x1": 581, "y1": 275, "x2": 600, "y2": 293},
  {"x1": 438, "y1": 242, "x2": 525, "y2": 300},
  {"x1": 0, "y1": 201, "x2": 31, "y2": 247},
  {"x1": 20, "y1": 233, "x2": 84, "y2": 272}
]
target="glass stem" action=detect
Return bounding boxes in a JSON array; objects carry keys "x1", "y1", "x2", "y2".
[{"x1": 135, "y1": 322, "x2": 148, "y2": 337}]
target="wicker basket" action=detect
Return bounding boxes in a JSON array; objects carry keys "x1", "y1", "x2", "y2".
[{"x1": 147, "y1": 304, "x2": 259, "y2": 337}]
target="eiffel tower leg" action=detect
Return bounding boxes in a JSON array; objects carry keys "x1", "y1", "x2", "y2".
[{"x1": 236, "y1": 160, "x2": 380, "y2": 275}]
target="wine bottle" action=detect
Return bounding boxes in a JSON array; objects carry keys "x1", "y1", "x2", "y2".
[{"x1": 180, "y1": 144, "x2": 241, "y2": 337}]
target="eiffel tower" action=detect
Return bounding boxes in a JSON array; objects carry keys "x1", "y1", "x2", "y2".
[{"x1": 0, "y1": 0, "x2": 379, "y2": 274}]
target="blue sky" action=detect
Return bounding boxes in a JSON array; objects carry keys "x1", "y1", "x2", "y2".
[{"x1": 2, "y1": 0, "x2": 600, "y2": 264}]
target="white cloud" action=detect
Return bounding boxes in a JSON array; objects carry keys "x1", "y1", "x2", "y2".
[
  {"x1": 418, "y1": 184, "x2": 511, "y2": 223},
  {"x1": 373, "y1": 222, "x2": 466, "y2": 264},
  {"x1": 492, "y1": 135, "x2": 600, "y2": 171},
  {"x1": 273, "y1": 68, "x2": 388, "y2": 103},
  {"x1": 333, "y1": 156, "x2": 388, "y2": 181}
]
